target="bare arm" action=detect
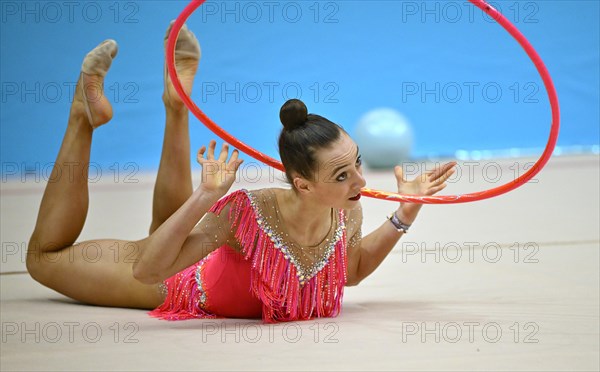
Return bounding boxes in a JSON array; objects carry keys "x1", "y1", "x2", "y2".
[
  {"x1": 346, "y1": 162, "x2": 456, "y2": 286},
  {"x1": 132, "y1": 141, "x2": 243, "y2": 284}
]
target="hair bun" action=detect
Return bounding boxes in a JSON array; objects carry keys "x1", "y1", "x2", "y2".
[{"x1": 280, "y1": 99, "x2": 308, "y2": 131}]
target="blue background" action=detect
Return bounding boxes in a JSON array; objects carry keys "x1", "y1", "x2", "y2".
[{"x1": 1, "y1": 0, "x2": 598, "y2": 176}]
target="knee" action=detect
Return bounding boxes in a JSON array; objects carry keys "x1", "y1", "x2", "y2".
[
  {"x1": 25, "y1": 247, "x2": 44, "y2": 284},
  {"x1": 26, "y1": 237, "x2": 51, "y2": 284},
  {"x1": 26, "y1": 256, "x2": 45, "y2": 284}
]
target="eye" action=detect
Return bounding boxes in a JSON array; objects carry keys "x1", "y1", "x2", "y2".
[
  {"x1": 336, "y1": 156, "x2": 362, "y2": 182},
  {"x1": 356, "y1": 155, "x2": 362, "y2": 167}
]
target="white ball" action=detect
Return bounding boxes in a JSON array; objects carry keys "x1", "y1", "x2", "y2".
[{"x1": 354, "y1": 108, "x2": 414, "y2": 169}]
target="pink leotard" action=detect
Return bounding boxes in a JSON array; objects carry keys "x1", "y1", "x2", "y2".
[{"x1": 149, "y1": 189, "x2": 349, "y2": 323}]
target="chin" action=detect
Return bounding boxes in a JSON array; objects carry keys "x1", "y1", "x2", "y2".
[{"x1": 341, "y1": 199, "x2": 361, "y2": 210}]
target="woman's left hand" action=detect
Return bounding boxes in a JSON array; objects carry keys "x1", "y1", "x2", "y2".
[{"x1": 394, "y1": 161, "x2": 457, "y2": 224}]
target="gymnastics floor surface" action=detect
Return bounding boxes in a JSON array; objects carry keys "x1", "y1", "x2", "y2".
[{"x1": 1, "y1": 155, "x2": 598, "y2": 371}]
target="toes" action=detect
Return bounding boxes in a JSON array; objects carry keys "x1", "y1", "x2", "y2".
[
  {"x1": 164, "y1": 20, "x2": 176, "y2": 40},
  {"x1": 81, "y1": 39, "x2": 118, "y2": 77},
  {"x1": 165, "y1": 21, "x2": 201, "y2": 60},
  {"x1": 176, "y1": 26, "x2": 201, "y2": 60}
]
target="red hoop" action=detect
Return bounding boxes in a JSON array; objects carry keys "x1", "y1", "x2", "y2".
[{"x1": 166, "y1": 0, "x2": 560, "y2": 204}]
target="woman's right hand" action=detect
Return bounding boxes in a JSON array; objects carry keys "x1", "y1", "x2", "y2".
[{"x1": 196, "y1": 140, "x2": 244, "y2": 198}]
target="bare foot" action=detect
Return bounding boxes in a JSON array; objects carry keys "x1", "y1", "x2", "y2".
[
  {"x1": 72, "y1": 39, "x2": 118, "y2": 129},
  {"x1": 163, "y1": 22, "x2": 201, "y2": 111}
]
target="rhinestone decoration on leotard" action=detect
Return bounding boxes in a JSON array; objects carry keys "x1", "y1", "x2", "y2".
[
  {"x1": 243, "y1": 190, "x2": 346, "y2": 286},
  {"x1": 195, "y1": 251, "x2": 213, "y2": 309}
]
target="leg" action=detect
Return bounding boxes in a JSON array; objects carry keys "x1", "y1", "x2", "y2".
[
  {"x1": 149, "y1": 23, "x2": 201, "y2": 233},
  {"x1": 27, "y1": 40, "x2": 162, "y2": 309}
]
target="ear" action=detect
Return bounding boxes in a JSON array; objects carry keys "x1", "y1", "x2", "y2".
[{"x1": 292, "y1": 176, "x2": 312, "y2": 194}]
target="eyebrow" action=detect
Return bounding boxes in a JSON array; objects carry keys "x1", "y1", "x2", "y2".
[{"x1": 329, "y1": 146, "x2": 360, "y2": 177}]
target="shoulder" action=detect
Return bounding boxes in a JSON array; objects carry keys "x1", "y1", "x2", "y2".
[
  {"x1": 209, "y1": 188, "x2": 281, "y2": 215},
  {"x1": 209, "y1": 189, "x2": 250, "y2": 215},
  {"x1": 343, "y1": 202, "x2": 363, "y2": 236}
]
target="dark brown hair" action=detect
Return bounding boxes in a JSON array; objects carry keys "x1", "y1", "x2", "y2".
[{"x1": 277, "y1": 99, "x2": 344, "y2": 185}]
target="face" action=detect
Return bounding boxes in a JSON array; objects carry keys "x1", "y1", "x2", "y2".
[{"x1": 295, "y1": 132, "x2": 366, "y2": 210}]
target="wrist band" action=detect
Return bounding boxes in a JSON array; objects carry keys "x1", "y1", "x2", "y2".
[{"x1": 388, "y1": 211, "x2": 411, "y2": 233}]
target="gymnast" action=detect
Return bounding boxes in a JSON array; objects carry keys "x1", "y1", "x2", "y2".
[{"x1": 26, "y1": 22, "x2": 456, "y2": 323}]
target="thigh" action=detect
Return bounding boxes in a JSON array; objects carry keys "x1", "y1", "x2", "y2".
[{"x1": 28, "y1": 239, "x2": 164, "y2": 309}]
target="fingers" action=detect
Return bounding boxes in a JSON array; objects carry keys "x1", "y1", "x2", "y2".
[
  {"x1": 429, "y1": 161, "x2": 456, "y2": 180},
  {"x1": 422, "y1": 162, "x2": 456, "y2": 193},
  {"x1": 197, "y1": 140, "x2": 217, "y2": 164},
  {"x1": 225, "y1": 149, "x2": 243, "y2": 172},
  {"x1": 217, "y1": 142, "x2": 230, "y2": 163},
  {"x1": 197, "y1": 140, "x2": 243, "y2": 169},
  {"x1": 441, "y1": 161, "x2": 457, "y2": 175},
  {"x1": 196, "y1": 145, "x2": 206, "y2": 163},
  {"x1": 425, "y1": 162, "x2": 456, "y2": 190},
  {"x1": 207, "y1": 140, "x2": 217, "y2": 160},
  {"x1": 218, "y1": 142, "x2": 244, "y2": 170},
  {"x1": 426, "y1": 182, "x2": 447, "y2": 196},
  {"x1": 394, "y1": 165, "x2": 405, "y2": 183},
  {"x1": 431, "y1": 169, "x2": 455, "y2": 188}
]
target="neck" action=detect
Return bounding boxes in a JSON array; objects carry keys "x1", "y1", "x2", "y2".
[{"x1": 280, "y1": 188, "x2": 332, "y2": 238}]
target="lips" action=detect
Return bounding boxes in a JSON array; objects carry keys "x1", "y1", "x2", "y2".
[{"x1": 349, "y1": 193, "x2": 361, "y2": 201}]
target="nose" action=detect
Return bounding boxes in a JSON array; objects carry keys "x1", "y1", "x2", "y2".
[{"x1": 354, "y1": 170, "x2": 366, "y2": 189}]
